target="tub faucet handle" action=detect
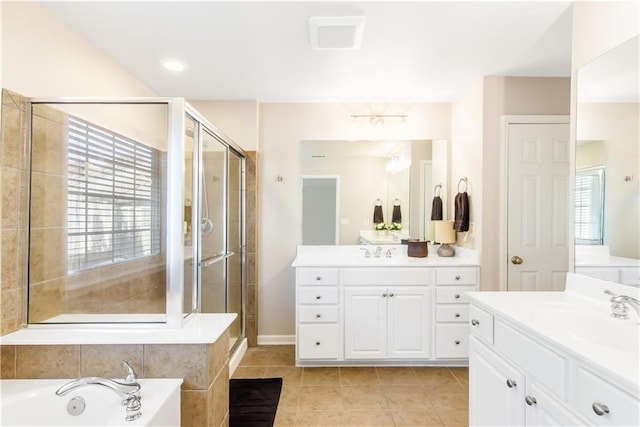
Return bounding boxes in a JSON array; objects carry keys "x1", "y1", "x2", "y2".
[{"x1": 122, "y1": 361, "x2": 138, "y2": 384}]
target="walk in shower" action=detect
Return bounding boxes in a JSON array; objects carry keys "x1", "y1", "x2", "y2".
[{"x1": 24, "y1": 97, "x2": 246, "y2": 351}]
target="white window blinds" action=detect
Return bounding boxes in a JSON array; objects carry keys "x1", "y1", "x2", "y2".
[
  {"x1": 574, "y1": 167, "x2": 605, "y2": 245},
  {"x1": 67, "y1": 116, "x2": 161, "y2": 273}
]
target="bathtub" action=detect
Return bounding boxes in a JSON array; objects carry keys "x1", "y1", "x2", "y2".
[{"x1": 0, "y1": 378, "x2": 182, "y2": 426}]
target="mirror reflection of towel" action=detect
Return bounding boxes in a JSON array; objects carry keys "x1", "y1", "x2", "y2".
[
  {"x1": 392, "y1": 205, "x2": 402, "y2": 223},
  {"x1": 454, "y1": 192, "x2": 469, "y2": 232},
  {"x1": 431, "y1": 196, "x2": 443, "y2": 220},
  {"x1": 373, "y1": 205, "x2": 384, "y2": 224}
]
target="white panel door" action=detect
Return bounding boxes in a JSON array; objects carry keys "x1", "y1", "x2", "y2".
[
  {"x1": 525, "y1": 383, "x2": 586, "y2": 426},
  {"x1": 344, "y1": 287, "x2": 387, "y2": 359},
  {"x1": 387, "y1": 286, "x2": 430, "y2": 358},
  {"x1": 507, "y1": 123, "x2": 570, "y2": 291}
]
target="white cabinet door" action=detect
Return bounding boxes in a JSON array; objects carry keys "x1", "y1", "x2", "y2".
[
  {"x1": 344, "y1": 287, "x2": 387, "y2": 359},
  {"x1": 525, "y1": 383, "x2": 585, "y2": 426},
  {"x1": 387, "y1": 286, "x2": 430, "y2": 358},
  {"x1": 470, "y1": 336, "x2": 525, "y2": 426}
]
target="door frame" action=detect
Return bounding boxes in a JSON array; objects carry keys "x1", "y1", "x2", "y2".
[
  {"x1": 419, "y1": 160, "x2": 433, "y2": 240},
  {"x1": 301, "y1": 175, "x2": 340, "y2": 245},
  {"x1": 498, "y1": 115, "x2": 570, "y2": 291}
]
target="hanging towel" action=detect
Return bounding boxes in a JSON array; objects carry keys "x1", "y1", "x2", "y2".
[
  {"x1": 454, "y1": 192, "x2": 470, "y2": 232},
  {"x1": 392, "y1": 200, "x2": 402, "y2": 223},
  {"x1": 373, "y1": 199, "x2": 384, "y2": 224},
  {"x1": 430, "y1": 196, "x2": 443, "y2": 220}
]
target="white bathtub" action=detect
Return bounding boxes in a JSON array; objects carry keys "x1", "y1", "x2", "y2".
[{"x1": 0, "y1": 378, "x2": 182, "y2": 426}]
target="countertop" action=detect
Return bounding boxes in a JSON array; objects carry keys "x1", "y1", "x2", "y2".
[
  {"x1": 292, "y1": 245, "x2": 480, "y2": 267},
  {"x1": 0, "y1": 313, "x2": 237, "y2": 345},
  {"x1": 467, "y1": 273, "x2": 639, "y2": 394}
]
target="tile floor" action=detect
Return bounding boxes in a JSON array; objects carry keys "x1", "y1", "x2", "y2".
[{"x1": 232, "y1": 345, "x2": 469, "y2": 427}]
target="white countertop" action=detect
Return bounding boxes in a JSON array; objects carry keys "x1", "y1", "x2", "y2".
[
  {"x1": 0, "y1": 313, "x2": 236, "y2": 345},
  {"x1": 467, "y1": 273, "x2": 639, "y2": 394},
  {"x1": 575, "y1": 245, "x2": 640, "y2": 267},
  {"x1": 292, "y1": 245, "x2": 480, "y2": 267}
]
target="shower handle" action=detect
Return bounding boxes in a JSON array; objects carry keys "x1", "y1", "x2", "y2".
[{"x1": 199, "y1": 251, "x2": 235, "y2": 267}]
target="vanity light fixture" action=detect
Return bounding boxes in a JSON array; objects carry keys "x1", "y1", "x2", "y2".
[
  {"x1": 351, "y1": 114, "x2": 408, "y2": 129},
  {"x1": 162, "y1": 59, "x2": 187, "y2": 72}
]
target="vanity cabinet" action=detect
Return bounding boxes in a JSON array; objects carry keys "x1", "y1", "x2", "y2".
[{"x1": 293, "y1": 257, "x2": 479, "y2": 366}]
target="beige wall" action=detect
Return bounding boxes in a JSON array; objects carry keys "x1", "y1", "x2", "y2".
[
  {"x1": 187, "y1": 100, "x2": 259, "y2": 152},
  {"x1": 258, "y1": 102, "x2": 450, "y2": 338}
]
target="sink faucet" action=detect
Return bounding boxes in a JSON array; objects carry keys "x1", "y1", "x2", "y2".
[
  {"x1": 360, "y1": 247, "x2": 371, "y2": 258},
  {"x1": 55, "y1": 361, "x2": 142, "y2": 422},
  {"x1": 385, "y1": 248, "x2": 396, "y2": 258},
  {"x1": 604, "y1": 290, "x2": 640, "y2": 320},
  {"x1": 374, "y1": 247, "x2": 383, "y2": 258}
]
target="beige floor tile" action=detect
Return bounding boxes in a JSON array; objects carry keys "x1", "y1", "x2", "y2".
[
  {"x1": 391, "y1": 409, "x2": 444, "y2": 427},
  {"x1": 239, "y1": 348, "x2": 277, "y2": 366},
  {"x1": 376, "y1": 367, "x2": 423, "y2": 385},
  {"x1": 279, "y1": 385, "x2": 301, "y2": 409},
  {"x1": 436, "y1": 408, "x2": 469, "y2": 427},
  {"x1": 423, "y1": 381, "x2": 465, "y2": 395},
  {"x1": 448, "y1": 367, "x2": 469, "y2": 386},
  {"x1": 231, "y1": 366, "x2": 267, "y2": 379},
  {"x1": 382, "y1": 385, "x2": 431, "y2": 409},
  {"x1": 428, "y1": 392, "x2": 468, "y2": 411},
  {"x1": 295, "y1": 411, "x2": 345, "y2": 426},
  {"x1": 342, "y1": 385, "x2": 387, "y2": 410},
  {"x1": 266, "y1": 366, "x2": 304, "y2": 386},
  {"x1": 412, "y1": 367, "x2": 458, "y2": 386},
  {"x1": 298, "y1": 386, "x2": 343, "y2": 411},
  {"x1": 343, "y1": 410, "x2": 395, "y2": 426},
  {"x1": 302, "y1": 367, "x2": 340, "y2": 386},
  {"x1": 274, "y1": 408, "x2": 297, "y2": 427},
  {"x1": 271, "y1": 346, "x2": 296, "y2": 366},
  {"x1": 340, "y1": 367, "x2": 380, "y2": 385}
]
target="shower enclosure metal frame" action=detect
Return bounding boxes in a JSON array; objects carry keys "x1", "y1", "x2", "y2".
[{"x1": 22, "y1": 97, "x2": 246, "y2": 334}]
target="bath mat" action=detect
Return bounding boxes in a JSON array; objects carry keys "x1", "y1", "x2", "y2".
[{"x1": 229, "y1": 377, "x2": 283, "y2": 427}]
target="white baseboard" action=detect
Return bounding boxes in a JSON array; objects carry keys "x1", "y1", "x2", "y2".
[
  {"x1": 257, "y1": 335, "x2": 295, "y2": 345},
  {"x1": 229, "y1": 337, "x2": 247, "y2": 377}
]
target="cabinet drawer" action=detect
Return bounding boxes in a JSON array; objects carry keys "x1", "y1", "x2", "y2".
[
  {"x1": 574, "y1": 367, "x2": 640, "y2": 426},
  {"x1": 436, "y1": 304, "x2": 469, "y2": 322},
  {"x1": 298, "y1": 324, "x2": 341, "y2": 359},
  {"x1": 435, "y1": 324, "x2": 469, "y2": 358},
  {"x1": 298, "y1": 306, "x2": 339, "y2": 323},
  {"x1": 298, "y1": 287, "x2": 339, "y2": 304},
  {"x1": 436, "y1": 286, "x2": 475, "y2": 304},
  {"x1": 436, "y1": 268, "x2": 477, "y2": 285},
  {"x1": 297, "y1": 268, "x2": 339, "y2": 285},
  {"x1": 494, "y1": 319, "x2": 567, "y2": 400},
  {"x1": 469, "y1": 304, "x2": 494, "y2": 344},
  {"x1": 342, "y1": 268, "x2": 431, "y2": 285}
]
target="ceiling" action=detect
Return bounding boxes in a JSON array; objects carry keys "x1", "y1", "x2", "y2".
[{"x1": 39, "y1": 1, "x2": 574, "y2": 102}]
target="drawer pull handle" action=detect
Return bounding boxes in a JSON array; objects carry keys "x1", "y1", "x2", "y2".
[
  {"x1": 454, "y1": 294, "x2": 461, "y2": 299},
  {"x1": 454, "y1": 340, "x2": 460, "y2": 345},
  {"x1": 315, "y1": 341, "x2": 321, "y2": 346},
  {"x1": 315, "y1": 313, "x2": 321, "y2": 318},
  {"x1": 455, "y1": 313, "x2": 460, "y2": 318},
  {"x1": 525, "y1": 395, "x2": 537, "y2": 406},
  {"x1": 471, "y1": 319, "x2": 480, "y2": 326},
  {"x1": 506, "y1": 379, "x2": 517, "y2": 388},
  {"x1": 315, "y1": 295, "x2": 322, "y2": 300},
  {"x1": 455, "y1": 275, "x2": 461, "y2": 280},
  {"x1": 316, "y1": 276, "x2": 322, "y2": 281},
  {"x1": 592, "y1": 402, "x2": 609, "y2": 416}
]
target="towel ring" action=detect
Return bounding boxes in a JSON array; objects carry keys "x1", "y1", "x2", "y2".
[
  {"x1": 393, "y1": 198, "x2": 401, "y2": 206},
  {"x1": 458, "y1": 177, "x2": 468, "y2": 193},
  {"x1": 375, "y1": 198, "x2": 382, "y2": 206},
  {"x1": 433, "y1": 184, "x2": 442, "y2": 197}
]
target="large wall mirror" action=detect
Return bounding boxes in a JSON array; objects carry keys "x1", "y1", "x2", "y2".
[
  {"x1": 575, "y1": 35, "x2": 639, "y2": 286},
  {"x1": 301, "y1": 139, "x2": 448, "y2": 245}
]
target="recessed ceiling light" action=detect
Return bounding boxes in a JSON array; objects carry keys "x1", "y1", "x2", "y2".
[{"x1": 162, "y1": 59, "x2": 187, "y2": 72}]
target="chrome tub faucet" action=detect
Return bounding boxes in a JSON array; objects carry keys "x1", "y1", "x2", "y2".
[{"x1": 56, "y1": 361, "x2": 142, "y2": 422}]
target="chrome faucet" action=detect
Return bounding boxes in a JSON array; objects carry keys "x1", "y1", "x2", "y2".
[
  {"x1": 360, "y1": 247, "x2": 371, "y2": 258},
  {"x1": 604, "y1": 290, "x2": 640, "y2": 320},
  {"x1": 56, "y1": 361, "x2": 142, "y2": 422},
  {"x1": 374, "y1": 246, "x2": 383, "y2": 258}
]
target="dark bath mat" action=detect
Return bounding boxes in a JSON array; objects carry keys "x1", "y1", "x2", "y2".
[{"x1": 229, "y1": 377, "x2": 283, "y2": 427}]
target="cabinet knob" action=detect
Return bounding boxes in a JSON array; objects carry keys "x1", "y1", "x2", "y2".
[
  {"x1": 471, "y1": 319, "x2": 480, "y2": 326},
  {"x1": 382, "y1": 293, "x2": 388, "y2": 297},
  {"x1": 316, "y1": 276, "x2": 322, "y2": 281},
  {"x1": 315, "y1": 341, "x2": 321, "y2": 346},
  {"x1": 455, "y1": 340, "x2": 460, "y2": 345},
  {"x1": 389, "y1": 293, "x2": 394, "y2": 297},
  {"x1": 454, "y1": 293, "x2": 461, "y2": 299},
  {"x1": 525, "y1": 395, "x2": 537, "y2": 406},
  {"x1": 455, "y1": 275, "x2": 461, "y2": 280},
  {"x1": 315, "y1": 295, "x2": 321, "y2": 300},
  {"x1": 592, "y1": 402, "x2": 610, "y2": 416},
  {"x1": 506, "y1": 379, "x2": 517, "y2": 388},
  {"x1": 315, "y1": 313, "x2": 321, "y2": 318},
  {"x1": 455, "y1": 313, "x2": 460, "y2": 318}
]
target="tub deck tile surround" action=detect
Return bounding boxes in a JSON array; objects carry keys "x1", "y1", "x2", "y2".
[{"x1": 0, "y1": 314, "x2": 234, "y2": 427}]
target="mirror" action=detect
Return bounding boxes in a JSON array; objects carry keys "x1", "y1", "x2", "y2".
[
  {"x1": 575, "y1": 35, "x2": 639, "y2": 285},
  {"x1": 301, "y1": 139, "x2": 448, "y2": 245}
]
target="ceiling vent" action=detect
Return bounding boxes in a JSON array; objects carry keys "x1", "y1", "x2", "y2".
[{"x1": 309, "y1": 16, "x2": 366, "y2": 50}]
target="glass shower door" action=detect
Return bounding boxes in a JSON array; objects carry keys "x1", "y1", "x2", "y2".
[{"x1": 199, "y1": 129, "x2": 227, "y2": 315}]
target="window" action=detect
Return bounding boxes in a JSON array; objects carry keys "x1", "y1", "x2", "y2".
[
  {"x1": 67, "y1": 116, "x2": 161, "y2": 273},
  {"x1": 575, "y1": 167, "x2": 605, "y2": 245}
]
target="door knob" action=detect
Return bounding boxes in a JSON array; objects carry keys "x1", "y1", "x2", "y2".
[{"x1": 511, "y1": 255, "x2": 523, "y2": 265}]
